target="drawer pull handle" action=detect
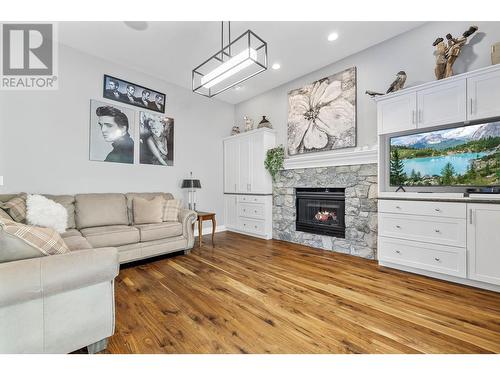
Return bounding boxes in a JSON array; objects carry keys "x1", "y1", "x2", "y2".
[
  {"x1": 254, "y1": 210, "x2": 258, "y2": 213},
  {"x1": 395, "y1": 225, "x2": 401, "y2": 229},
  {"x1": 434, "y1": 208, "x2": 441, "y2": 212},
  {"x1": 395, "y1": 206, "x2": 401, "y2": 209},
  {"x1": 434, "y1": 229, "x2": 440, "y2": 233},
  {"x1": 395, "y1": 250, "x2": 401, "y2": 254},
  {"x1": 434, "y1": 257, "x2": 440, "y2": 262},
  {"x1": 243, "y1": 209, "x2": 246, "y2": 212},
  {"x1": 254, "y1": 225, "x2": 258, "y2": 229},
  {"x1": 243, "y1": 224, "x2": 246, "y2": 226}
]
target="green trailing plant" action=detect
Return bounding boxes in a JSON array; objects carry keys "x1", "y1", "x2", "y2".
[{"x1": 264, "y1": 145, "x2": 285, "y2": 182}]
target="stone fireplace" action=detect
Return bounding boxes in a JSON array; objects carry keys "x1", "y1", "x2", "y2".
[
  {"x1": 273, "y1": 164, "x2": 378, "y2": 259},
  {"x1": 295, "y1": 188, "x2": 345, "y2": 238}
]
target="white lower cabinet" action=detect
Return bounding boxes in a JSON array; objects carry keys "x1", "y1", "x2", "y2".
[
  {"x1": 467, "y1": 204, "x2": 500, "y2": 286},
  {"x1": 224, "y1": 194, "x2": 272, "y2": 239},
  {"x1": 378, "y1": 199, "x2": 500, "y2": 291}
]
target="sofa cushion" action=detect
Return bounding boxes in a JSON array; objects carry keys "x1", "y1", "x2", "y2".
[
  {"x1": 0, "y1": 193, "x2": 27, "y2": 223},
  {"x1": 0, "y1": 208, "x2": 12, "y2": 221},
  {"x1": 0, "y1": 226, "x2": 44, "y2": 263},
  {"x1": 134, "y1": 222, "x2": 183, "y2": 242},
  {"x1": 133, "y1": 196, "x2": 165, "y2": 224},
  {"x1": 163, "y1": 199, "x2": 182, "y2": 221},
  {"x1": 44, "y1": 195, "x2": 76, "y2": 229},
  {"x1": 60, "y1": 229, "x2": 82, "y2": 239},
  {"x1": 80, "y1": 225, "x2": 139, "y2": 247},
  {"x1": 75, "y1": 193, "x2": 128, "y2": 229},
  {"x1": 0, "y1": 218, "x2": 70, "y2": 261},
  {"x1": 125, "y1": 192, "x2": 174, "y2": 223},
  {"x1": 26, "y1": 194, "x2": 68, "y2": 233},
  {"x1": 63, "y1": 235, "x2": 93, "y2": 251}
]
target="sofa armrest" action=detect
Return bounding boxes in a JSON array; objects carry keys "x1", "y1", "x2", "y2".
[
  {"x1": 0, "y1": 247, "x2": 119, "y2": 307},
  {"x1": 178, "y1": 208, "x2": 197, "y2": 248}
]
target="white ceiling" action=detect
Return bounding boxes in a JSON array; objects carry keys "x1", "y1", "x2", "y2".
[{"x1": 58, "y1": 21, "x2": 425, "y2": 104}]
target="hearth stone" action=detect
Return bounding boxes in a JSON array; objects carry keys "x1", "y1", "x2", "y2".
[{"x1": 272, "y1": 164, "x2": 378, "y2": 259}]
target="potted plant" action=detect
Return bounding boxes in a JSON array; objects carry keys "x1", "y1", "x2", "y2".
[{"x1": 264, "y1": 145, "x2": 285, "y2": 182}]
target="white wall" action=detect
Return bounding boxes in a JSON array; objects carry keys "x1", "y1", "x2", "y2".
[
  {"x1": 235, "y1": 21, "x2": 500, "y2": 155},
  {"x1": 0, "y1": 44, "x2": 234, "y2": 228}
]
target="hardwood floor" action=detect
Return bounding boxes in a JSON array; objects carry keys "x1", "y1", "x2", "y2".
[{"x1": 107, "y1": 231, "x2": 500, "y2": 354}]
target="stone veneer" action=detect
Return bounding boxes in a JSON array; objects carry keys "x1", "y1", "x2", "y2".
[{"x1": 273, "y1": 164, "x2": 378, "y2": 259}]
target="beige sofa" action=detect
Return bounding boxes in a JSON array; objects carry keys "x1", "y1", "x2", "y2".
[{"x1": 0, "y1": 192, "x2": 196, "y2": 353}]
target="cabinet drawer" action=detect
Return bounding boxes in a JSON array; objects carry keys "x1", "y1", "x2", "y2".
[
  {"x1": 238, "y1": 195, "x2": 268, "y2": 204},
  {"x1": 378, "y1": 236, "x2": 466, "y2": 277},
  {"x1": 379, "y1": 213, "x2": 466, "y2": 247},
  {"x1": 239, "y1": 202, "x2": 265, "y2": 219},
  {"x1": 239, "y1": 217, "x2": 265, "y2": 235},
  {"x1": 379, "y1": 199, "x2": 466, "y2": 218}
]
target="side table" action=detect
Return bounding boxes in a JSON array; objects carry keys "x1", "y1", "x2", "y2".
[{"x1": 192, "y1": 211, "x2": 216, "y2": 247}]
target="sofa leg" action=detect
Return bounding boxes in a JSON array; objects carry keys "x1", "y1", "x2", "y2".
[
  {"x1": 87, "y1": 338, "x2": 108, "y2": 354},
  {"x1": 184, "y1": 249, "x2": 191, "y2": 255}
]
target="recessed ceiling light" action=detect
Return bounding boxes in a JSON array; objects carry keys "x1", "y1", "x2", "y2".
[
  {"x1": 234, "y1": 85, "x2": 243, "y2": 91},
  {"x1": 327, "y1": 32, "x2": 339, "y2": 41},
  {"x1": 272, "y1": 63, "x2": 281, "y2": 70}
]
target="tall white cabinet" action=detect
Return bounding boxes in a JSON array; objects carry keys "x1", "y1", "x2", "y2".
[{"x1": 223, "y1": 128, "x2": 276, "y2": 239}]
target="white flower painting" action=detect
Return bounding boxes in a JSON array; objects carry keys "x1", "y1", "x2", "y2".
[{"x1": 287, "y1": 67, "x2": 356, "y2": 156}]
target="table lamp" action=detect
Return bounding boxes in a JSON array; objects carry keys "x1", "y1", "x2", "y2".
[{"x1": 181, "y1": 172, "x2": 202, "y2": 211}]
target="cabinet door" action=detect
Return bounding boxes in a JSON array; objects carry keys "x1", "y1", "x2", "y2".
[
  {"x1": 248, "y1": 133, "x2": 270, "y2": 193},
  {"x1": 417, "y1": 79, "x2": 466, "y2": 129},
  {"x1": 467, "y1": 204, "x2": 500, "y2": 286},
  {"x1": 223, "y1": 139, "x2": 239, "y2": 193},
  {"x1": 224, "y1": 195, "x2": 238, "y2": 230},
  {"x1": 468, "y1": 69, "x2": 500, "y2": 121},
  {"x1": 377, "y1": 92, "x2": 417, "y2": 135},
  {"x1": 238, "y1": 136, "x2": 252, "y2": 193}
]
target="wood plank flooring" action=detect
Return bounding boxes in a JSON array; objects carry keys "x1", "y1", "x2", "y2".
[{"x1": 106, "y1": 231, "x2": 500, "y2": 354}]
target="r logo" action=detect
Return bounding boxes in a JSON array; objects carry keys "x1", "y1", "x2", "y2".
[{"x1": 2, "y1": 23, "x2": 53, "y2": 75}]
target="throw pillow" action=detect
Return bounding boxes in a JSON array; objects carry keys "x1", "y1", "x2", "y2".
[
  {"x1": 0, "y1": 225, "x2": 44, "y2": 263},
  {"x1": 0, "y1": 207, "x2": 12, "y2": 221},
  {"x1": 163, "y1": 199, "x2": 182, "y2": 222},
  {"x1": 0, "y1": 193, "x2": 27, "y2": 222},
  {"x1": 0, "y1": 217, "x2": 70, "y2": 257},
  {"x1": 133, "y1": 196, "x2": 165, "y2": 224},
  {"x1": 26, "y1": 194, "x2": 68, "y2": 233}
]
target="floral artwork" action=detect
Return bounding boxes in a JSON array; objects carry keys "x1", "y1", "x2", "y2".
[{"x1": 287, "y1": 67, "x2": 356, "y2": 156}]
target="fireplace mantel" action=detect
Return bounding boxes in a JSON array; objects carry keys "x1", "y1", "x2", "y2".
[{"x1": 283, "y1": 145, "x2": 378, "y2": 170}]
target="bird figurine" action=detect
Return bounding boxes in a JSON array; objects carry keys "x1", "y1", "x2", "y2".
[
  {"x1": 386, "y1": 71, "x2": 407, "y2": 94},
  {"x1": 365, "y1": 71, "x2": 407, "y2": 97}
]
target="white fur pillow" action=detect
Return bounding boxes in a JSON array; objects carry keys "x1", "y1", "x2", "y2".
[{"x1": 26, "y1": 194, "x2": 68, "y2": 233}]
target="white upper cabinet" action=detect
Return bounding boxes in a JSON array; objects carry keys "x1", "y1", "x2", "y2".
[
  {"x1": 417, "y1": 79, "x2": 467, "y2": 129},
  {"x1": 223, "y1": 128, "x2": 276, "y2": 194},
  {"x1": 467, "y1": 68, "x2": 500, "y2": 121},
  {"x1": 377, "y1": 65, "x2": 500, "y2": 135},
  {"x1": 467, "y1": 204, "x2": 500, "y2": 286},
  {"x1": 377, "y1": 92, "x2": 417, "y2": 135},
  {"x1": 223, "y1": 138, "x2": 239, "y2": 193}
]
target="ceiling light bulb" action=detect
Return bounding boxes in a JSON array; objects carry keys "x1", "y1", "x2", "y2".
[
  {"x1": 272, "y1": 63, "x2": 281, "y2": 70},
  {"x1": 328, "y1": 32, "x2": 339, "y2": 41}
]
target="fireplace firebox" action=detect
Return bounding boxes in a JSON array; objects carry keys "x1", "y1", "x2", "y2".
[{"x1": 295, "y1": 188, "x2": 345, "y2": 238}]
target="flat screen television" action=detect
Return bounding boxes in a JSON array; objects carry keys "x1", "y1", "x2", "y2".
[{"x1": 389, "y1": 121, "x2": 500, "y2": 187}]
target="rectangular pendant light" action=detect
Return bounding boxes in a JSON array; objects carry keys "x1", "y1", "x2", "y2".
[
  {"x1": 201, "y1": 48, "x2": 257, "y2": 88},
  {"x1": 192, "y1": 29, "x2": 267, "y2": 98}
]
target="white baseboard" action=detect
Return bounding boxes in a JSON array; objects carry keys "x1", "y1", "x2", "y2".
[{"x1": 193, "y1": 225, "x2": 226, "y2": 237}]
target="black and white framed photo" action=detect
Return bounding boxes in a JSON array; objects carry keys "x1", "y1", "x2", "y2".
[
  {"x1": 89, "y1": 99, "x2": 135, "y2": 164},
  {"x1": 103, "y1": 74, "x2": 166, "y2": 113},
  {"x1": 139, "y1": 112, "x2": 174, "y2": 166}
]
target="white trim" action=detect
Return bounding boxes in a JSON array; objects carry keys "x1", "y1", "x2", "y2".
[
  {"x1": 193, "y1": 225, "x2": 226, "y2": 237},
  {"x1": 284, "y1": 145, "x2": 378, "y2": 170},
  {"x1": 222, "y1": 127, "x2": 276, "y2": 141}
]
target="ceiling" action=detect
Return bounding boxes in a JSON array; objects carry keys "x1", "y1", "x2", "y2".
[{"x1": 58, "y1": 21, "x2": 425, "y2": 104}]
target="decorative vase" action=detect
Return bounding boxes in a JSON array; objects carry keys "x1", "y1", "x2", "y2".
[
  {"x1": 243, "y1": 116, "x2": 254, "y2": 132},
  {"x1": 257, "y1": 115, "x2": 272, "y2": 129},
  {"x1": 231, "y1": 126, "x2": 240, "y2": 136},
  {"x1": 492, "y1": 42, "x2": 500, "y2": 65}
]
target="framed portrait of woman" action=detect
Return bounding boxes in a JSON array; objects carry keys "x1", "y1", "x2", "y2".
[{"x1": 139, "y1": 112, "x2": 174, "y2": 166}]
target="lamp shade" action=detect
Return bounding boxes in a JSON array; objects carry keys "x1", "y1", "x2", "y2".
[{"x1": 181, "y1": 179, "x2": 201, "y2": 189}]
